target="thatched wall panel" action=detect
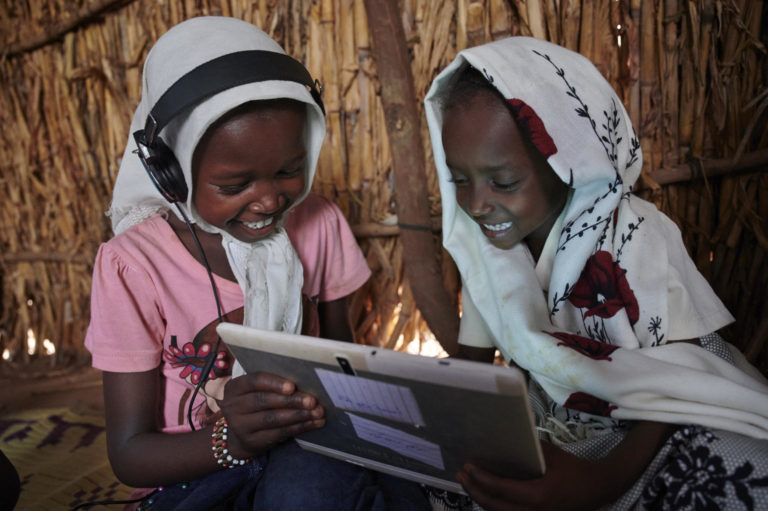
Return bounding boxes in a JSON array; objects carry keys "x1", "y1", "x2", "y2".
[{"x1": 1, "y1": 0, "x2": 766, "y2": 375}]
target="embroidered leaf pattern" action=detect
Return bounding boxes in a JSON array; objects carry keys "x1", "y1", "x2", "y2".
[
  {"x1": 549, "y1": 282, "x2": 571, "y2": 317},
  {"x1": 532, "y1": 50, "x2": 649, "y2": 334},
  {"x1": 648, "y1": 316, "x2": 664, "y2": 346},
  {"x1": 558, "y1": 179, "x2": 621, "y2": 254},
  {"x1": 532, "y1": 49, "x2": 621, "y2": 175},
  {"x1": 616, "y1": 216, "x2": 645, "y2": 262}
]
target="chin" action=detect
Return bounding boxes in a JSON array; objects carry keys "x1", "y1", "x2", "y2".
[
  {"x1": 489, "y1": 240, "x2": 518, "y2": 250},
  {"x1": 487, "y1": 237, "x2": 520, "y2": 251}
]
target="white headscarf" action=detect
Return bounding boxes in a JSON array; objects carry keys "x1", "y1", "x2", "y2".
[
  {"x1": 110, "y1": 17, "x2": 326, "y2": 361},
  {"x1": 425, "y1": 37, "x2": 768, "y2": 439}
]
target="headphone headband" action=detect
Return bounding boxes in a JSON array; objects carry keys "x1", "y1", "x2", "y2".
[
  {"x1": 141, "y1": 50, "x2": 325, "y2": 145},
  {"x1": 133, "y1": 49, "x2": 324, "y2": 204}
]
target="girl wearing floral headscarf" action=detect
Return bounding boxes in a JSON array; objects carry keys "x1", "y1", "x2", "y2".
[{"x1": 425, "y1": 37, "x2": 768, "y2": 510}]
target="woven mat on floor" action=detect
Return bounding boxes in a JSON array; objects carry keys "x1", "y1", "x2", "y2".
[{"x1": 1, "y1": 406, "x2": 134, "y2": 510}]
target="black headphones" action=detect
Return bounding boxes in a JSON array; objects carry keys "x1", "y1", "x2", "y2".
[{"x1": 133, "y1": 50, "x2": 325, "y2": 204}]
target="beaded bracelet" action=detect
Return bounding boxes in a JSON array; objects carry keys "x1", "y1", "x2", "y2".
[{"x1": 211, "y1": 417, "x2": 252, "y2": 468}]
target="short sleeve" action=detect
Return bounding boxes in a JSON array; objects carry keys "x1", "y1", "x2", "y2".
[
  {"x1": 659, "y1": 213, "x2": 734, "y2": 340},
  {"x1": 458, "y1": 283, "x2": 496, "y2": 348},
  {"x1": 84, "y1": 243, "x2": 165, "y2": 372},
  {"x1": 288, "y1": 194, "x2": 372, "y2": 302}
]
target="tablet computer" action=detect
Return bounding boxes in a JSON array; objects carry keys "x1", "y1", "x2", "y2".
[{"x1": 216, "y1": 322, "x2": 545, "y2": 494}]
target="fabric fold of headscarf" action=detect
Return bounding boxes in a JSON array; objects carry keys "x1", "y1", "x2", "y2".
[
  {"x1": 109, "y1": 17, "x2": 326, "y2": 365},
  {"x1": 425, "y1": 36, "x2": 768, "y2": 439}
]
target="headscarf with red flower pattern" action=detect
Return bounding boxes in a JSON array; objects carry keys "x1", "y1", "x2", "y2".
[{"x1": 425, "y1": 37, "x2": 768, "y2": 439}]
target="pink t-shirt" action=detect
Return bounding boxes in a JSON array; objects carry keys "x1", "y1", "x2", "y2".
[{"x1": 85, "y1": 194, "x2": 370, "y2": 432}]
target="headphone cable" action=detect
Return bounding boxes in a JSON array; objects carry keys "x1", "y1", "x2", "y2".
[{"x1": 173, "y1": 203, "x2": 225, "y2": 432}]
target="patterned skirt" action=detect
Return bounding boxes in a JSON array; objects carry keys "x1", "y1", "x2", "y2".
[{"x1": 427, "y1": 334, "x2": 768, "y2": 511}]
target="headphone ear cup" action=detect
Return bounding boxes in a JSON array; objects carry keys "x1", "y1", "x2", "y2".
[{"x1": 142, "y1": 137, "x2": 189, "y2": 204}]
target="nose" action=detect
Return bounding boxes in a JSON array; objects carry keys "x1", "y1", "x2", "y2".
[
  {"x1": 246, "y1": 182, "x2": 285, "y2": 214},
  {"x1": 461, "y1": 182, "x2": 493, "y2": 218}
]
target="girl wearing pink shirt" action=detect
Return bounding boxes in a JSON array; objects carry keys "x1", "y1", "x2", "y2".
[{"x1": 85, "y1": 16, "x2": 429, "y2": 511}]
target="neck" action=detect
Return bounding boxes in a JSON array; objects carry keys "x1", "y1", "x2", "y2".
[
  {"x1": 166, "y1": 214, "x2": 236, "y2": 282},
  {"x1": 526, "y1": 235, "x2": 547, "y2": 264},
  {"x1": 526, "y1": 198, "x2": 568, "y2": 263}
]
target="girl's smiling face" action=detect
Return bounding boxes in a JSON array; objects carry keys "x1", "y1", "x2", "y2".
[
  {"x1": 192, "y1": 100, "x2": 307, "y2": 243},
  {"x1": 441, "y1": 91, "x2": 569, "y2": 256}
]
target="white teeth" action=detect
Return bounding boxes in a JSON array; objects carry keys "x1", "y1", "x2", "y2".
[
  {"x1": 483, "y1": 221, "x2": 513, "y2": 231},
  {"x1": 243, "y1": 217, "x2": 274, "y2": 230}
]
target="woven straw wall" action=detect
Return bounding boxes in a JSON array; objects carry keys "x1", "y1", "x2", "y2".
[{"x1": 1, "y1": 0, "x2": 766, "y2": 376}]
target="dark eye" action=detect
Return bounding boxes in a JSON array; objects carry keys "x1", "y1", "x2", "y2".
[
  {"x1": 277, "y1": 167, "x2": 304, "y2": 178},
  {"x1": 492, "y1": 179, "x2": 521, "y2": 191},
  {"x1": 448, "y1": 174, "x2": 469, "y2": 186},
  {"x1": 216, "y1": 184, "x2": 246, "y2": 195}
]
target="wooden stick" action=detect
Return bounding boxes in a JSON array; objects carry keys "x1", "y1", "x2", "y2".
[
  {"x1": 639, "y1": 0, "x2": 659, "y2": 173},
  {"x1": 2, "y1": 252, "x2": 91, "y2": 265},
  {"x1": 660, "y1": 0, "x2": 679, "y2": 166},
  {"x1": 489, "y1": 0, "x2": 513, "y2": 40},
  {"x1": 526, "y1": 0, "x2": 547, "y2": 40},
  {"x1": 351, "y1": 216, "x2": 442, "y2": 237},
  {"x1": 626, "y1": 0, "x2": 642, "y2": 128},
  {"x1": 466, "y1": 0, "x2": 487, "y2": 47},
  {"x1": 579, "y1": 0, "x2": 595, "y2": 59},
  {"x1": 638, "y1": 148, "x2": 768, "y2": 189},
  {"x1": 691, "y1": 0, "x2": 714, "y2": 156},
  {"x1": 4, "y1": 0, "x2": 131, "y2": 56},
  {"x1": 362, "y1": 0, "x2": 459, "y2": 354},
  {"x1": 677, "y1": 10, "x2": 694, "y2": 159},
  {"x1": 562, "y1": 0, "x2": 581, "y2": 51}
]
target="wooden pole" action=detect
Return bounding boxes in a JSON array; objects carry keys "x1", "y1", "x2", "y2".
[
  {"x1": 4, "y1": 0, "x2": 130, "y2": 56},
  {"x1": 639, "y1": 148, "x2": 768, "y2": 189},
  {"x1": 661, "y1": 0, "x2": 680, "y2": 166},
  {"x1": 362, "y1": 0, "x2": 459, "y2": 354}
]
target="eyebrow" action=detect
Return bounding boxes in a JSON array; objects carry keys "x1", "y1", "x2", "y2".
[{"x1": 445, "y1": 160, "x2": 517, "y2": 174}]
